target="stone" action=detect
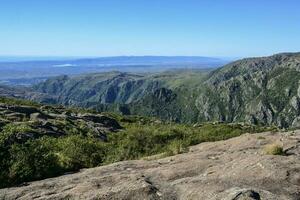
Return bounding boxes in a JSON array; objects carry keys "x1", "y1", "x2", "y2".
[
  {"x1": 30, "y1": 112, "x2": 48, "y2": 121},
  {"x1": 79, "y1": 113, "x2": 122, "y2": 130}
]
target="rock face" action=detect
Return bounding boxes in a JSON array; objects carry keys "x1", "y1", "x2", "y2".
[
  {"x1": 1, "y1": 130, "x2": 300, "y2": 200},
  {"x1": 196, "y1": 53, "x2": 300, "y2": 128}
]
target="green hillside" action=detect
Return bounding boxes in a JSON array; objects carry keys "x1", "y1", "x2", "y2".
[{"x1": 30, "y1": 53, "x2": 300, "y2": 128}]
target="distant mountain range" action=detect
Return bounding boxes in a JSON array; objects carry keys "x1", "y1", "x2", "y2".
[{"x1": 0, "y1": 56, "x2": 229, "y2": 85}]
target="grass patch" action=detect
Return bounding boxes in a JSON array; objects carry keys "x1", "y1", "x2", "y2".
[
  {"x1": 264, "y1": 143, "x2": 284, "y2": 155},
  {"x1": 257, "y1": 136, "x2": 266, "y2": 140}
]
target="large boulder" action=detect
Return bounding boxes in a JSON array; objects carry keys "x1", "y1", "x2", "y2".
[
  {"x1": 30, "y1": 112, "x2": 49, "y2": 121},
  {"x1": 78, "y1": 113, "x2": 122, "y2": 130},
  {"x1": 1, "y1": 130, "x2": 299, "y2": 199},
  {"x1": 7, "y1": 106, "x2": 39, "y2": 116}
]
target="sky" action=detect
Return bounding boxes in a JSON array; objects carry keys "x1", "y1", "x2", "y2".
[{"x1": 1, "y1": 0, "x2": 300, "y2": 58}]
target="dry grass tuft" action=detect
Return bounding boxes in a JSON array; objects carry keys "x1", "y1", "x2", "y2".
[{"x1": 264, "y1": 143, "x2": 284, "y2": 155}]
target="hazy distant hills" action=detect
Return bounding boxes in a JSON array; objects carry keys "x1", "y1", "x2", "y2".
[
  {"x1": 33, "y1": 69, "x2": 210, "y2": 105},
  {"x1": 67, "y1": 56, "x2": 227, "y2": 65},
  {"x1": 0, "y1": 56, "x2": 228, "y2": 85}
]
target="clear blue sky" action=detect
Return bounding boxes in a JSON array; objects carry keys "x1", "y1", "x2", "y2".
[{"x1": 1, "y1": 0, "x2": 300, "y2": 57}]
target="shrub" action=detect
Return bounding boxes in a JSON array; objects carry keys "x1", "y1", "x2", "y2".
[
  {"x1": 264, "y1": 143, "x2": 284, "y2": 155},
  {"x1": 257, "y1": 136, "x2": 266, "y2": 140},
  {"x1": 165, "y1": 140, "x2": 188, "y2": 156},
  {"x1": 56, "y1": 135, "x2": 107, "y2": 170},
  {"x1": 0, "y1": 123, "x2": 34, "y2": 145},
  {"x1": 8, "y1": 138, "x2": 62, "y2": 185},
  {"x1": 0, "y1": 134, "x2": 109, "y2": 188}
]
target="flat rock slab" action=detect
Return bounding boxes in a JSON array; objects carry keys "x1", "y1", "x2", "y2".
[{"x1": 1, "y1": 130, "x2": 300, "y2": 200}]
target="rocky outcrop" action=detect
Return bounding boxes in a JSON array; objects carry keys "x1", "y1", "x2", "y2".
[
  {"x1": 0, "y1": 102, "x2": 122, "y2": 144},
  {"x1": 1, "y1": 130, "x2": 300, "y2": 199}
]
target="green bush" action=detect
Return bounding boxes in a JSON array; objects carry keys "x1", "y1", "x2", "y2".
[
  {"x1": 7, "y1": 138, "x2": 62, "y2": 186},
  {"x1": 56, "y1": 135, "x2": 107, "y2": 170},
  {"x1": 0, "y1": 135, "x2": 107, "y2": 187},
  {"x1": 0, "y1": 123, "x2": 34, "y2": 145}
]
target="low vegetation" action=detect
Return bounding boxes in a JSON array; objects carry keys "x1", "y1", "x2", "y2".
[
  {"x1": 264, "y1": 143, "x2": 284, "y2": 155},
  {"x1": 0, "y1": 97, "x2": 272, "y2": 188}
]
